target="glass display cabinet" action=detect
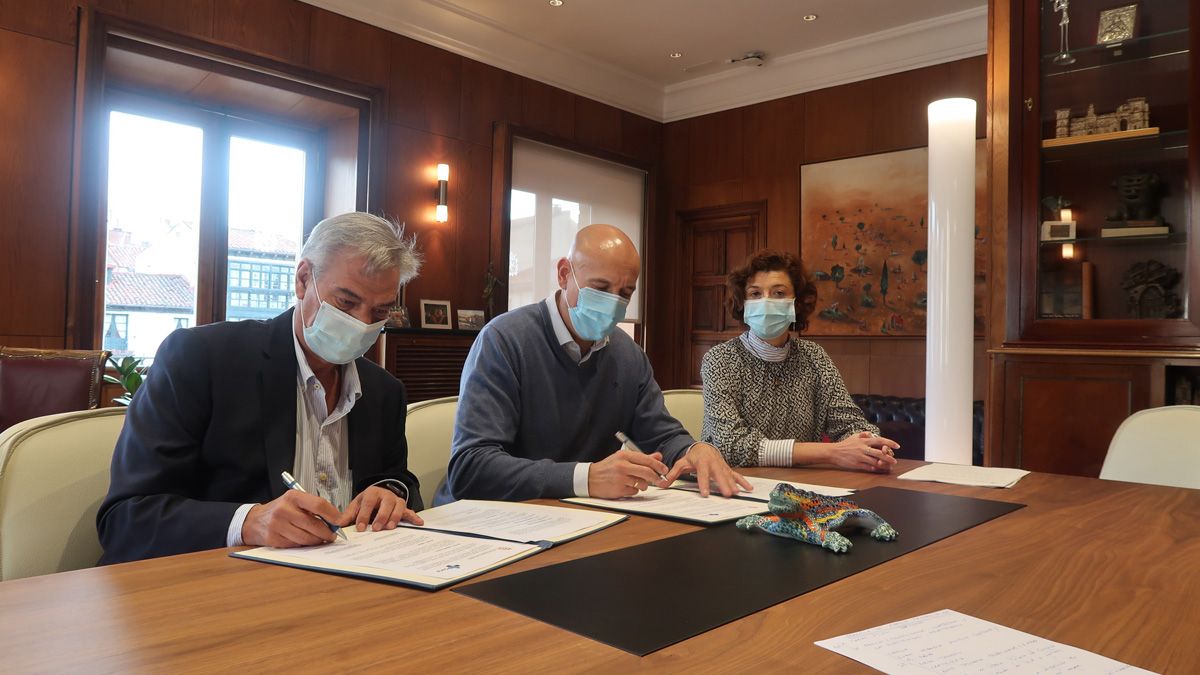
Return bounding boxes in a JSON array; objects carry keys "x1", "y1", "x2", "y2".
[{"x1": 1019, "y1": 0, "x2": 1196, "y2": 343}]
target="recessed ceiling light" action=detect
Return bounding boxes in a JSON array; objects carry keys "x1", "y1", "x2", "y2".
[
  {"x1": 669, "y1": 51, "x2": 683, "y2": 59},
  {"x1": 803, "y1": 14, "x2": 818, "y2": 21},
  {"x1": 549, "y1": 0, "x2": 563, "y2": 6}
]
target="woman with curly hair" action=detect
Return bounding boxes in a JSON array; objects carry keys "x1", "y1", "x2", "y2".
[{"x1": 700, "y1": 249, "x2": 899, "y2": 472}]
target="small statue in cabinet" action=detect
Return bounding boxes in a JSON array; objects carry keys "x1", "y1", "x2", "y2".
[
  {"x1": 1121, "y1": 260, "x2": 1181, "y2": 319},
  {"x1": 1054, "y1": 97, "x2": 1150, "y2": 138},
  {"x1": 1106, "y1": 171, "x2": 1164, "y2": 226}
]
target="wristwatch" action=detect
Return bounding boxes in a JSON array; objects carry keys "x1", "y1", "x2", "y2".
[{"x1": 374, "y1": 479, "x2": 410, "y2": 503}]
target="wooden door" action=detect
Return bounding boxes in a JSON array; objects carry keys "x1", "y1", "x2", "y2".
[{"x1": 678, "y1": 202, "x2": 766, "y2": 387}]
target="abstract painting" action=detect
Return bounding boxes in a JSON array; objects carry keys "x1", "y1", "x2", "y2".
[{"x1": 800, "y1": 141, "x2": 988, "y2": 335}]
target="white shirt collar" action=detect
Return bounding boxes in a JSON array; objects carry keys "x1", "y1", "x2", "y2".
[
  {"x1": 544, "y1": 291, "x2": 608, "y2": 364},
  {"x1": 292, "y1": 314, "x2": 362, "y2": 405}
]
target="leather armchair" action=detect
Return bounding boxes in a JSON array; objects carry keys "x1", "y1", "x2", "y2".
[
  {"x1": 851, "y1": 394, "x2": 985, "y2": 464},
  {"x1": 0, "y1": 347, "x2": 111, "y2": 432}
]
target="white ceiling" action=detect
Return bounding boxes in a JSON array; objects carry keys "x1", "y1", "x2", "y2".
[{"x1": 302, "y1": 0, "x2": 988, "y2": 122}]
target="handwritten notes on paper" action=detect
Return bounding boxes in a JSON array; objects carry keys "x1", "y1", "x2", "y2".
[{"x1": 815, "y1": 609, "x2": 1153, "y2": 674}]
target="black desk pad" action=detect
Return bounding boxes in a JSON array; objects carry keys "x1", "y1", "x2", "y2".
[{"x1": 455, "y1": 486, "x2": 1025, "y2": 655}]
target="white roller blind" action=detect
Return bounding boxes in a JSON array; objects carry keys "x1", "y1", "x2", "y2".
[{"x1": 508, "y1": 138, "x2": 646, "y2": 323}]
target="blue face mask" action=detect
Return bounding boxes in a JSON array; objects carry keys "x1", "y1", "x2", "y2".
[
  {"x1": 567, "y1": 265, "x2": 630, "y2": 341},
  {"x1": 743, "y1": 298, "x2": 796, "y2": 340},
  {"x1": 300, "y1": 273, "x2": 387, "y2": 365}
]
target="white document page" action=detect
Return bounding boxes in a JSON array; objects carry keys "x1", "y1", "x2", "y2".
[
  {"x1": 898, "y1": 463, "x2": 1031, "y2": 488},
  {"x1": 240, "y1": 527, "x2": 539, "y2": 584},
  {"x1": 410, "y1": 500, "x2": 624, "y2": 544},
  {"x1": 565, "y1": 486, "x2": 768, "y2": 524},
  {"x1": 671, "y1": 475, "x2": 855, "y2": 500},
  {"x1": 815, "y1": 609, "x2": 1154, "y2": 674}
]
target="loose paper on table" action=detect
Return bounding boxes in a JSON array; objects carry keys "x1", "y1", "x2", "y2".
[
  {"x1": 898, "y1": 463, "x2": 1030, "y2": 488},
  {"x1": 671, "y1": 474, "x2": 855, "y2": 500},
  {"x1": 815, "y1": 608, "x2": 1152, "y2": 674},
  {"x1": 564, "y1": 486, "x2": 769, "y2": 524}
]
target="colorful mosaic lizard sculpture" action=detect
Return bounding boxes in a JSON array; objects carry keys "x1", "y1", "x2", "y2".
[{"x1": 735, "y1": 484, "x2": 898, "y2": 553}]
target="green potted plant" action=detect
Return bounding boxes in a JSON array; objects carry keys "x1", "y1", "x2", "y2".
[{"x1": 105, "y1": 356, "x2": 148, "y2": 406}]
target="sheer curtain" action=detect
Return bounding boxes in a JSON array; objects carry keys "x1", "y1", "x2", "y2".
[{"x1": 508, "y1": 138, "x2": 646, "y2": 332}]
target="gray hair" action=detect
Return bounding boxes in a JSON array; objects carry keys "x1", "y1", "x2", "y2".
[{"x1": 300, "y1": 212, "x2": 422, "y2": 287}]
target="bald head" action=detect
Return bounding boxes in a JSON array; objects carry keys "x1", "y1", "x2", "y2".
[
  {"x1": 568, "y1": 224, "x2": 640, "y2": 270},
  {"x1": 556, "y1": 223, "x2": 641, "y2": 314}
]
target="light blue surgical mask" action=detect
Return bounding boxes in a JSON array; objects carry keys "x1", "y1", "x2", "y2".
[
  {"x1": 300, "y1": 273, "x2": 387, "y2": 365},
  {"x1": 567, "y1": 264, "x2": 629, "y2": 341},
  {"x1": 743, "y1": 298, "x2": 796, "y2": 340}
]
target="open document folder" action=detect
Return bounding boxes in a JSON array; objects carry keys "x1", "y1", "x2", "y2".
[
  {"x1": 563, "y1": 475, "x2": 855, "y2": 524},
  {"x1": 671, "y1": 474, "x2": 855, "y2": 500},
  {"x1": 565, "y1": 486, "x2": 770, "y2": 524},
  {"x1": 230, "y1": 500, "x2": 625, "y2": 590}
]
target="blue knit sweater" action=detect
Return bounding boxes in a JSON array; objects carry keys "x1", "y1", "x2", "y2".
[{"x1": 434, "y1": 301, "x2": 693, "y2": 504}]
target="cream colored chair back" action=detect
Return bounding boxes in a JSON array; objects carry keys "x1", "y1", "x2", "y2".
[
  {"x1": 0, "y1": 407, "x2": 126, "y2": 581},
  {"x1": 405, "y1": 396, "x2": 458, "y2": 508},
  {"x1": 1100, "y1": 405, "x2": 1200, "y2": 490},
  {"x1": 662, "y1": 389, "x2": 705, "y2": 439}
]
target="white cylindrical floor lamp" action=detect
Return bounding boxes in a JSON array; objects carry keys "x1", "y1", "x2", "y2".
[{"x1": 925, "y1": 98, "x2": 976, "y2": 465}]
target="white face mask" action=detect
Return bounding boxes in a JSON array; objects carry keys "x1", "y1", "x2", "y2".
[
  {"x1": 743, "y1": 297, "x2": 796, "y2": 340},
  {"x1": 300, "y1": 272, "x2": 386, "y2": 364}
]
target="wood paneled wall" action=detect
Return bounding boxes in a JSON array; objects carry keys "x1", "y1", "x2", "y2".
[
  {"x1": 650, "y1": 56, "x2": 987, "y2": 395},
  {"x1": 0, "y1": 0, "x2": 659, "y2": 351},
  {"x1": 2, "y1": 0, "x2": 985, "y2": 397}
]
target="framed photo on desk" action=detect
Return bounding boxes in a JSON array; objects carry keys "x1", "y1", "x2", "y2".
[{"x1": 420, "y1": 300, "x2": 452, "y2": 329}]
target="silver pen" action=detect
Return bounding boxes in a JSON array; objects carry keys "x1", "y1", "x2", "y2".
[
  {"x1": 614, "y1": 431, "x2": 669, "y2": 483},
  {"x1": 281, "y1": 471, "x2": 348, "y2": 541}
]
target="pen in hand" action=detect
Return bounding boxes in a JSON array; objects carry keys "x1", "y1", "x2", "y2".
[
  {"x1": 280, "y1": 471, "x2": 348, "y2": 542},
  {"x1": 614, "y1": 431, "x2": 669, "y2": 484}
]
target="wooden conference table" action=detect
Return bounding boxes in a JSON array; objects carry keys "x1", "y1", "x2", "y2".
[{"x1": 1, "y1": 460, "x2": 1197, "y2": 673}]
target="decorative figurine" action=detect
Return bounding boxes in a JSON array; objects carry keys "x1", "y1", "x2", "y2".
[
  {"x1": 481, "y1": 261, "x2": 505, "y2": 320},
  {"x1": 1121, "y1": 260, "x2": 1181, "y2": 319},
  {"x1": 1054, "y1": 98, "x2": 1150, "y2": 138},
  {"x1": 1051, "y1": 0, "x2": 1076, "y2": 65},
  {"x1": 385, "y1": 304, "x2": 411, "y2": 328},
  {"x1": 736, "y1": 484, "x2": 898, "y2": 553},
  {"x1": 1106, "y1": 171, "x2": 1163, "y2": 226}
]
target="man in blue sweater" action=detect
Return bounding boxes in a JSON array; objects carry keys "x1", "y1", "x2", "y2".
[{"x1": 435, "y1": 224, "x2": 751, "y2": 504}]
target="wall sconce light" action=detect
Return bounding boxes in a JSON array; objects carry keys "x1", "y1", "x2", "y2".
[
  {"x1": 1059, "y1": 207, "x2": 1073, "y2": 222},
  {"x1": 1061, "y1": 242, "x2": 1076, "y2": 259},
  {"x1": 435, "y1": 163, "x2": 449, "y2": 222}
]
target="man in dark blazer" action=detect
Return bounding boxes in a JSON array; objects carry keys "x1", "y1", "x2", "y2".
[{"x1": 98, "y1": 213, "x2": 425, "y2": 564}]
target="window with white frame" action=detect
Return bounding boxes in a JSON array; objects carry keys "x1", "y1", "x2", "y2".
[{"x1": 508, "y1": 138, "x2": 646, "y2": 341}]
